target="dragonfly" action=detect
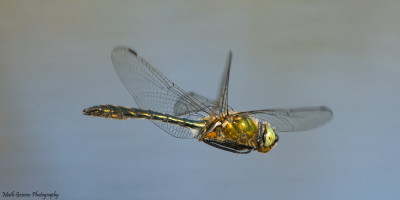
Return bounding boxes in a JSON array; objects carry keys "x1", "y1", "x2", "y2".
[{"x1": 83, "y1": 46, "x2": 333, "y2": 154}]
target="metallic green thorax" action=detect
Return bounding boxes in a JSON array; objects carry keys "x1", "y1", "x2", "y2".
[
  {"x1": 83, "y1": 105, "x2": 206, "y2": 129},
  {"x1": 224, "y1": 117, "x2": 258, "y2": 142},
  {"x1": 203, "y1": 116, "x2": 259, "y2": 148}
]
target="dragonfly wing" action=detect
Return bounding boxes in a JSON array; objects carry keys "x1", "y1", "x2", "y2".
[
  {"x1": 173, "y1": 91, "x2": 235, "y2": 116},
  {"x1": 173, "y1": 92, "x2": 217, "y2": 116},
  {"x1": 214, "y1": 51, "x2": 232, "y2": 116},
  {"x1": 238, "y1": 106, "x2": 332, "y2": 132},
  {"x1": 111, "y1": 46, "x2": 209, "y2": 138},
  {"x1": 151, "y1": 121, "x2": 201, "y2": 139}
]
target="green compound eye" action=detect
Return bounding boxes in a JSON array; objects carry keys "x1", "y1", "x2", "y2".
[{"x1": 264, "y1": 126, "x2": 277, "y2": 148}]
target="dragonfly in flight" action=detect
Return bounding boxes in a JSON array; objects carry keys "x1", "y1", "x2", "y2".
[{"x1": 83, "y1": 46, "x2": 332, "y2": 154}]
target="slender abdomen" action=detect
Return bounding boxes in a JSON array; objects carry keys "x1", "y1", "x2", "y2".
[
  {"x1": 83, "y1": 104, "x2": 205, "y2": 129},
  {"x1": 83, "y1": 105, "x2": 136, "y2": 120}
]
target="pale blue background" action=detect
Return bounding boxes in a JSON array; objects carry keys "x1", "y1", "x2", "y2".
[{"x1": 1, "y1": 0, "x2": 399, "y2": 199}]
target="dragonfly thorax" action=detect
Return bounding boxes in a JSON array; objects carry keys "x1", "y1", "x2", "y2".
[
  {"x1": 200, "y1": 115, "x2": 260, "y2": 153},
  {"x1": 199, "y1": 115, "x2": 280, "y2": 154}
]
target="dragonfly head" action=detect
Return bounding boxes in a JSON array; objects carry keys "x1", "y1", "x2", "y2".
[{"x1": 257, "y1": 123, "x2": 279, "y2": 153}]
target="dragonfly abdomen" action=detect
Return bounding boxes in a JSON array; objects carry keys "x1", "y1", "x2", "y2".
[
  {"x1": 83, "y1": 105, "x2": 137, "y2": 120},
  {"x1": 83, "y1": 105, "x2": 205, "y2": 129}
]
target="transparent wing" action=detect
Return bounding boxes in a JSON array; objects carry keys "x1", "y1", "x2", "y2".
[
  {"x1": 214, "y1": 51, "x2": 232, "y2": 116},
  {"x1": 173, "y1": 92, "x2": 216, "y2": 116},
  {"x1": 237, "y1": 106, "x2": 332, "y2": 132},
  {"x1": 173, "y1": 91, "x2": 234, "y2": 116},
  {"x1": 111, "y1": 46, "x2": 210, "y2": 138}
]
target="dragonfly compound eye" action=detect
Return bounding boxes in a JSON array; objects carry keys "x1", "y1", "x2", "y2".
[
  {"x1": 256, "y1": 124, "x2": 279, "y2": 153},
  {"x1": 264, "y1": 126, "x2": 278, "y2": 148}
]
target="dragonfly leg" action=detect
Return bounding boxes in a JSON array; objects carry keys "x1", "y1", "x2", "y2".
[{"x1": 203, "y1": 139, "x2": 253, "y2": 154}]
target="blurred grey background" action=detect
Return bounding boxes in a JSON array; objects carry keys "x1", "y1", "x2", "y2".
[{"x1": 1, "y1": 0, "x2": 399, "y2": 199}]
